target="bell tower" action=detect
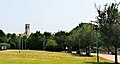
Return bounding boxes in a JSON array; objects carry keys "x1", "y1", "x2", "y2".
[{"x1": 25, "y1": 24, "x2": 30, "y2": 36}]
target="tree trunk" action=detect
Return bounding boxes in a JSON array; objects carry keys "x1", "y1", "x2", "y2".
[
  {"x1": 86, "y1": 46, "x2": 90, "y2": 56},
  {"x1": 75, "y1": 47, "x2": 77, "y2": 53},
  {"x1": 107, "y1": 46, "x2": 110, "y2": 54},
  {"x1": 115, "y1": 47, "x2": 118, "y2": 64},
  {"x1": 76, "y1": 47, "x2": 81, "y2": 54},
  {"x1": 68, "y1": 46, "x2": 72, "y2": 53}
]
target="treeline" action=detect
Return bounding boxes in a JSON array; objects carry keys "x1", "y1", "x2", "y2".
[
  {"x1": 0, "y1": 30, "x2": 19, "y2": 49},
  {"x1": 26, "y1": 23, "x2": 96, "y2": 53},
  {"x1": 0, "y1": 23, "x2": 97, "y2": 53}
]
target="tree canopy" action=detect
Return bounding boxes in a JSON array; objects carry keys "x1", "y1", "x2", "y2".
[{"x1": 94, "y1": 2, "x2": 120, "y2": 63}]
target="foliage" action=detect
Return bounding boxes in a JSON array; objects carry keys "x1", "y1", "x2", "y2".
[
  {"x1": 0, "y1": 30, "x2": 6, "y2": 43},
  {"x1": 94, "y1": 2, "x2": 120, "y2": 63},
  {"x1": 10, "y1": 33, "x2": 19, "y2": 49},
  {"x1": 68, "y1": 23, "x2": 96, "y2": 55},
  {"x1": 54, "y1": 31, "x2": 68, "y2": 51},
  {"x1": 78, "y1": 23, "x2": 95, "y2": 55},
  {"x1": 0, "y1": 30, "x2": 5, "y2": 37},
  {"x1": 27, "y1": 31, "x2": 45, "y2": 50},
  {"x1": 0, "y1": 43, "x2": 10, "y2": 48},
  {"x1": 45, "y1": 39, "x2": 57, "y2": 51},
  {"x1": 44, "y1": 32, "x2": 52, "y2": 39},
  {"x1": 6, "y1": 33, "x2": 19, "y2": 49}
]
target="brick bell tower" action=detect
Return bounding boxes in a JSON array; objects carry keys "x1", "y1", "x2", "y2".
[{"x1": 25, "y1": 24, "x2": 30, "y2": 36}]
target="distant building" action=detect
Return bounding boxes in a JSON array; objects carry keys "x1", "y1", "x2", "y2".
[
  {"x1": 14, "y1": 24, "x2": 30, "y2": 37},
  {"x1": 24, "y1": 24, "x2": 30, "y2": 37}
]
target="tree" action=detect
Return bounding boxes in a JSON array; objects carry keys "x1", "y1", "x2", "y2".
[
  {"x1": 10, "y1": 33, "x2": 19, "y2": 49},
  {"x1": 79, "y1": 23, "x2": 95, "y2": 56},
  {"x1": 45, "y1": 39, "x2": 57, "y2": 51},
  {"x1": 68, "y1": 23, "x2": 96, "y2": 55},
  {"x1": 27, "y1": 31, "x2": 45, "y2": 50},
  {"x1": 0, "y1": 30, "x2": 5, "y2": 37},
  {"x1": 78, "y1": 23, "x2": 95, "y2": 55},
  {"x1": 67, "y1": 33, "x2": 75, "y2": 53},
  {"x1": 44, "y1": 32, "x2": 52, "y2": 39},
  {"x1": 94, "y1": 2, "x2": 120, "y2": 63},
  {"x1": 0, "y1": 30, "x2": 6, "y2": 43},
  {"x1": 54, "y1": 31, "x2": 68, "y2": 51},
  {"x1": 43, "y1": 32, "x2": 52, "y2": 50},
  {"x1": 0, "y1": 43, "x2": 10, "y2": 49}
]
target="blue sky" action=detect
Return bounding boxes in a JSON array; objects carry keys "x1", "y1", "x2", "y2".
[{"x1": 0, "y1": 0, "x2": 119, "y2": 34}]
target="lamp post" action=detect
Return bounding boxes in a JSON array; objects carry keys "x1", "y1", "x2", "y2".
[
  {"x1": 94, "y1": 25, "x2": 99, "y2": 62},
  {"x1": 21, "y1": 36, "x2": 23, "y2": 51},
  {"x1": 19, "y1": 34, "x2": 21, "y2": 53},
  {"x1": 43, "y1": 42, "x2": 44, "y2": 50},
  {"x1": 25, "y1": 39, "x2": 27, "y2": 50}
]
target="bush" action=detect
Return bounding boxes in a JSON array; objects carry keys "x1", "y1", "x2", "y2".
[
  {"x1": 55, "y1": 45, "x2": 64, "y2": 52},
  {"x1": 0, "y1": 43, "x2": 10, "y2": 49},
  {"x1": 45, "y1": 39, "x2": 57, "y2": 51},
  {"x1": 10, "y1": 42, "x2": 16, "y2": 49}
]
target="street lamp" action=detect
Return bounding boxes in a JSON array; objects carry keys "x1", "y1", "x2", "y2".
[
  {"x1": 19, "y1": 34, "x2": 21, "y2": 53},
  {"x1": 94, "y1": 25, "x2": 99, "y2": 62},
  {"x1": 25, "y1": 39, "x2": 27, "y2": 50},
  {"x1": 19, "y1": 34, "x2": 24, "y2": 53},
  {"x1": 21, "y1": 36, "x2": 23, "y2": 51}
]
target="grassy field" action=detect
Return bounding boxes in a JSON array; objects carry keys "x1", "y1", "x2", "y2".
[{"x1": 0, "y1": 50, "x2": 113, "y2": 64}]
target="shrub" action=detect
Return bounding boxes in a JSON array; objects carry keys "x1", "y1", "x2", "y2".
[{"x1": 0, "y1": 43, "x2": 10, "y2": 49}]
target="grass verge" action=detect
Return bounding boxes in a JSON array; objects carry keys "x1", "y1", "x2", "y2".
[{"x1": 0, "y1": 50, "x2": 113, "y2": 64}]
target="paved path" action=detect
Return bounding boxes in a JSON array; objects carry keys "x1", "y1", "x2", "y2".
[
  {"x1": 91, "y1": 53, "x2": 120, "y2": 62},
  {"x1": 72, "y1": 51, "x2": 120, "y2": 62}
]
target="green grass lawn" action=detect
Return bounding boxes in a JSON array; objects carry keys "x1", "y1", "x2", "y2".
[{"x1": 0, "y1": 50, "x2": 113, "y2": 64}]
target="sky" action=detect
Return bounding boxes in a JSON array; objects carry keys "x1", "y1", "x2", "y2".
[{"x1": 0, "y1": 0, "x2": 119, "y2": 34}]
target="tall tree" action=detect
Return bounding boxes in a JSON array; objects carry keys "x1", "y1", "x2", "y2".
[
  {"x1": 43, "y1": 32, "x2": 52, "y2": 49},
  {"x1": 94, "y1": 2, "x2": 120, "y2": 63},
  {"x1": 27, "y1": 31, "x2": 45, "y2": 50},
  {"x1": 79, "y1": 23, "x2": 95, "y2": 55},
  {"x1": 10, "y1": 33, "x2": 19, "y2": 49},
  {"x1": 68, "y1": 23, "x2": 96, "y2": 54},
  {"x1": 54, "y1": 31, "x2": 68, "y2": 51},
  {"x1": 0, "y1": 29, "x2": 6, "y2": 43}
]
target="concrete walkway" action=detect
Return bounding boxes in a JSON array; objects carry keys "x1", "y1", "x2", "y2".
[{"x1": 91, "y1": 53, "x2": 120, "y2": 62}]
